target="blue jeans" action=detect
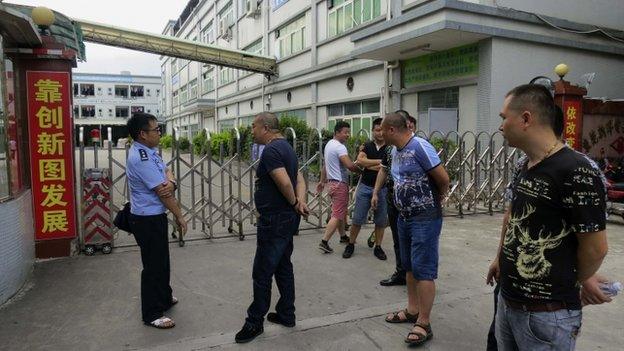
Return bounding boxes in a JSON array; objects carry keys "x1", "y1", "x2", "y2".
[
  {"x1": 351, "y1": 184, "x2": 388, "y2": 227},
  {"x1": 495, "y1": 294, "x2": 582, "y2": 351},
  {"x1": 397, "y1": 216, "x2": 442, "y2": 280},
  {"x1": 246, "y1": 211, "x2": 300, "y2": 327}
]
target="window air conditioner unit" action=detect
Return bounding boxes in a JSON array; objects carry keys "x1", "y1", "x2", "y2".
[{"x1": 246, "y1": 0, "x2": 260, "y2": 18}]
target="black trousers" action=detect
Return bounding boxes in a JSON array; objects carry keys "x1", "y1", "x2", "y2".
[
  {"x1": 246, "y1": 211, "x2": 300, "y2": 327},
  {"x1": 387, "y1": 199, "x2": 405, "y2": 276},
  {"x1": 129, "y1": 213, "x2": 173, "y2": 323}
]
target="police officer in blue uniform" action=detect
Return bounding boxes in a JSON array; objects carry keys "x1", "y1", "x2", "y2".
[{"x1": 126, "y1": 113, "x2": 187, "y2": 329}]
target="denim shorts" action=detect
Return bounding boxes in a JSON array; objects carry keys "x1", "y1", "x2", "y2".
[
  {"x1": 351, "y1": 184, "x2": 388, "y2": 227},
  {"x1": 398, "y1": 216, "x2": 442, "y2": 280}
]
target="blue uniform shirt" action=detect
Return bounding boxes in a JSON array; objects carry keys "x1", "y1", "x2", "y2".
[{"x1": 127, "y1": 142, "x2": 167, "y2": 215}]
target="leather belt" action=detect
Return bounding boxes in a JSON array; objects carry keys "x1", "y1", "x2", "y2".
[{"x1": 504, "y1": 298, "x2": 568, "y2": 312}]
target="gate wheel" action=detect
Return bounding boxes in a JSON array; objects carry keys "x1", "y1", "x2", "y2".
[
  {"x1": 102, "y1": 243, "x2": 113, "y2": 254},
  {"x1": 84, "y1": 245, "x2": 96, "y2": 256},
  {"x1": 228, "y1": 226, "x2": 234, "y2": 234}
]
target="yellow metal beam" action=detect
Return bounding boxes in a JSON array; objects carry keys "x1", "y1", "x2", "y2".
[{"x1": 75, "y1": 19, "x2": 277, "y2": 76}]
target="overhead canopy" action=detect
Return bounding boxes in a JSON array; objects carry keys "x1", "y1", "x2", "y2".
[
  {"x1": 4, "y1": 3, "x2": 85, "y2": 59},
  {"x1": 0, "y1": 3, "x2": 41, "y2": 47},
  {"x1": 75, "y1": 19, "x2": 277, "y2": 76}
]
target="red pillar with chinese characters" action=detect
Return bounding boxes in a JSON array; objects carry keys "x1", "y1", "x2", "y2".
[
  {"x1": 7, "y1": 38, "x2": 78, "y2": 258},
  {"x1": 554, "y1": 79, "x2": 587, "y2": 151}
]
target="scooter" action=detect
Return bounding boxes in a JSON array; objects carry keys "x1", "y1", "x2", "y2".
[{"x1": 605, "y1": 162, "x2": 624, "y2": 221}]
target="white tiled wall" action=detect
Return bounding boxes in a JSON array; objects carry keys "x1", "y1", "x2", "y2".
[{"x1": 0, "y1": 191, "x2": 35, "y2": 305}]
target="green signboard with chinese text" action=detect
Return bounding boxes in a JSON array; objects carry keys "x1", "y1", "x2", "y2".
[{"x1": 402, "y1": 43, "x2": 479, "y2": 87}]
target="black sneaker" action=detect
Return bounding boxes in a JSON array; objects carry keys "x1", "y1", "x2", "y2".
[
  {"x1": 267, "y1": 312, "x2": 295, "y2": 327},
  {"x1": 373, "y1": 246, "x2": 387, "y2": 260},
  {"x1": 343, "y1": 243, "x2": 355, "y2": 258},
  {"x1": 319, "y1": 241, "x2": 333, "y2": 253},
  {"x1": 339, "y1": 235, "x2": 350, "y2": 243},
  {"x1": 235, "y1": 323, "x2": 264, "y2": 343}
]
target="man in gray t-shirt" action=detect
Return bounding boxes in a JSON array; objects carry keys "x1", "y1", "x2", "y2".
[{"x1": 316, "y1": 121, "x2": 362, "y2": 254}]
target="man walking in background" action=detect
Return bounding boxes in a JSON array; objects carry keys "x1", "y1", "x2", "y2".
[{"x1": 316, "y1": 121, "x2": 362, "y2": 253}]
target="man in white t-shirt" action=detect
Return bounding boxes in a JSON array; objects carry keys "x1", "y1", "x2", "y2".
[{"x1": 316, "y1": 121, "x2": 362, "y2": 253}]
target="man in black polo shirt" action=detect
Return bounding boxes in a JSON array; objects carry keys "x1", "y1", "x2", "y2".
[
  {"x1": 343, "y1": 118, "x2": 388, "y2": 259},
  {"x1": 235, "y1": 112, "x2": 309, "y2": 343},
  {"x1": 494, "y1": 84, "x2": 608, "y2": 350}
]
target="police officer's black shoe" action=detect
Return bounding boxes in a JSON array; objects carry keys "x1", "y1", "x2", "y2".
[
  {"x1": 235, "y1": 323, "x2": 264, "y2": 343},
  {"x1": 380, "y1": 272, "x2": 406, "y2": 286},
  {"x1": 339, "y1": 235, "x2": 350, "y2": 243}
]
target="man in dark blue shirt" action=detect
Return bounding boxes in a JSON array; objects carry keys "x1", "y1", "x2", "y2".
[{"x1": 235, "y1": 113, "x2": 309, "y2": 343}]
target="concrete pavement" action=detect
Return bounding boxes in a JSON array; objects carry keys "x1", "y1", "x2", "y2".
[{"x1": 1, "y1": 214, "x2": 622, "y2": 351}]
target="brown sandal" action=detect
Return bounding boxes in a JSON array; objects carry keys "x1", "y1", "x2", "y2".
[
  {"x1": 405, "y1": 322, "x2": 433, "y2": 346},
  {"x1": 385, "y1": 309, "x2": 418, "y2": 323}
]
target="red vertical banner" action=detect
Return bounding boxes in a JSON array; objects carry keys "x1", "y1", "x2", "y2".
[
  {"x1": 26, "y1": 71, "x2": 76, "y2": 240},
  {"x1": 562, "y1": 99, "x2": 583, "y2": 151}
]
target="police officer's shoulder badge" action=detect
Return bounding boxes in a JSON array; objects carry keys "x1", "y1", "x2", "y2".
[{"x1": 139, "y1": 149, "x2": 148, "y2": 161}]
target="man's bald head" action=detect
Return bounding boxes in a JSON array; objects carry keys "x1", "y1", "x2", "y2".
[
  {"x1": 255, "y1": 112, "x2": 280, "y2": 131},
  {"x1": 383, "y1": 113, "x2": 408, "y2": 131}
]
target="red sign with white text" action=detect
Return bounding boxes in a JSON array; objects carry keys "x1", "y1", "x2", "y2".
[
  {"x1": 562, "y1": 99, "x2": 583, "y2": 151},
  {"x1": 26, "y1": 71, "x2": 76, "y2": 240}
]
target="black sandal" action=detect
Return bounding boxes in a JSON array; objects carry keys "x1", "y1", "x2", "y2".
[
  {"x1": 385, "y1": 309, "x2": 418, "y2": 323},
  {"x1": 405, "y1": 323, "x2": 433, "y2": 346}
]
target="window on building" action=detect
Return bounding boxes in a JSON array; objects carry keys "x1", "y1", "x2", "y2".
[
  {"x1": 97, "y1": 87, "x2": 102, "y2": 95},
  {"x1": 115, "y1": 85, "x2": 128, "y2": 98},
  {"x1": 146, "y1": 89, "x2": 151, "y2": 96},
  {"x1": 328, "y1": 0, "x2": 381, "y2": 38},
  {"x1": 202, "y1": 21, "x2": 215, "y2": 44},
  {"x1": 173, "y1": 90, "x2": 179, "y2": 106},
  {"x1": 73, "y1": 83, "x2": 79, "y2": 96},
  {"x1": 80, "y1": 84, "x2": 95, "y2": 96},
  {"x1": 180, "y1": 85, "x2": 188, "y2": 104},
  {"x1": 278, "y1": 109, "x2": 306, "y2": 120},
  {"x1": 417, "y1": 87, "x2": 459, "y2": 113},
  {"x1": 3, "y1": 58, "x2": 29, "y2": 196},
  {"x1": 244, "y1": 39, "x2": 263, "y2": 55},
  {"x1": 98, "y1": 108, "x2": 102, "y2": 117},
  {"x1": 327, "y1": 99, "x2": 380, "y2": 134},
  {"x1": 108, "y1": 87, "x2": 112, "y2": 95},
  {"x1": 131, "y1": 106, "x2": 145, "y2": 114},
  {"x1": 171, "y1": 58, "x2": 178, "y2": 73},
  {"x1": 219, "y1": 2, "x2": 234, "y2": 29},
  {"x1": 130, "y1": 85, "x2": 144, "y2": 98},
  {"x1": 73, "y1": 106, "x2": 79, "y2": 118},
  {"x1": 219, "y1": 66, "x2": 234, "y2": 86},
  {"x1": 276, "y1": 15, "x2": 305, "y2": 59},
  {"x1": 156, "y1": 89, "x2": 160, "y2": 96},
  {"x1": 108, "y1": 109, "x2": 113, "y2": 117},
  {"x1": 115, "y1": 106, "x2": 130, "y2": 118},
  {"x1": 81, "y1": 105, "x2": 95, "y2": 117},
  {"x1": 203, "y1": 70, "x2": 215, "y2": 93},
  {"x1": 189, "y1": 79, "x2": 198, "y2": 100}
]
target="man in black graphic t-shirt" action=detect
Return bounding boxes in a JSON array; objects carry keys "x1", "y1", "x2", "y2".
[{"x1": 493, "y1": 84, "x2": 607, "y2": 351}]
